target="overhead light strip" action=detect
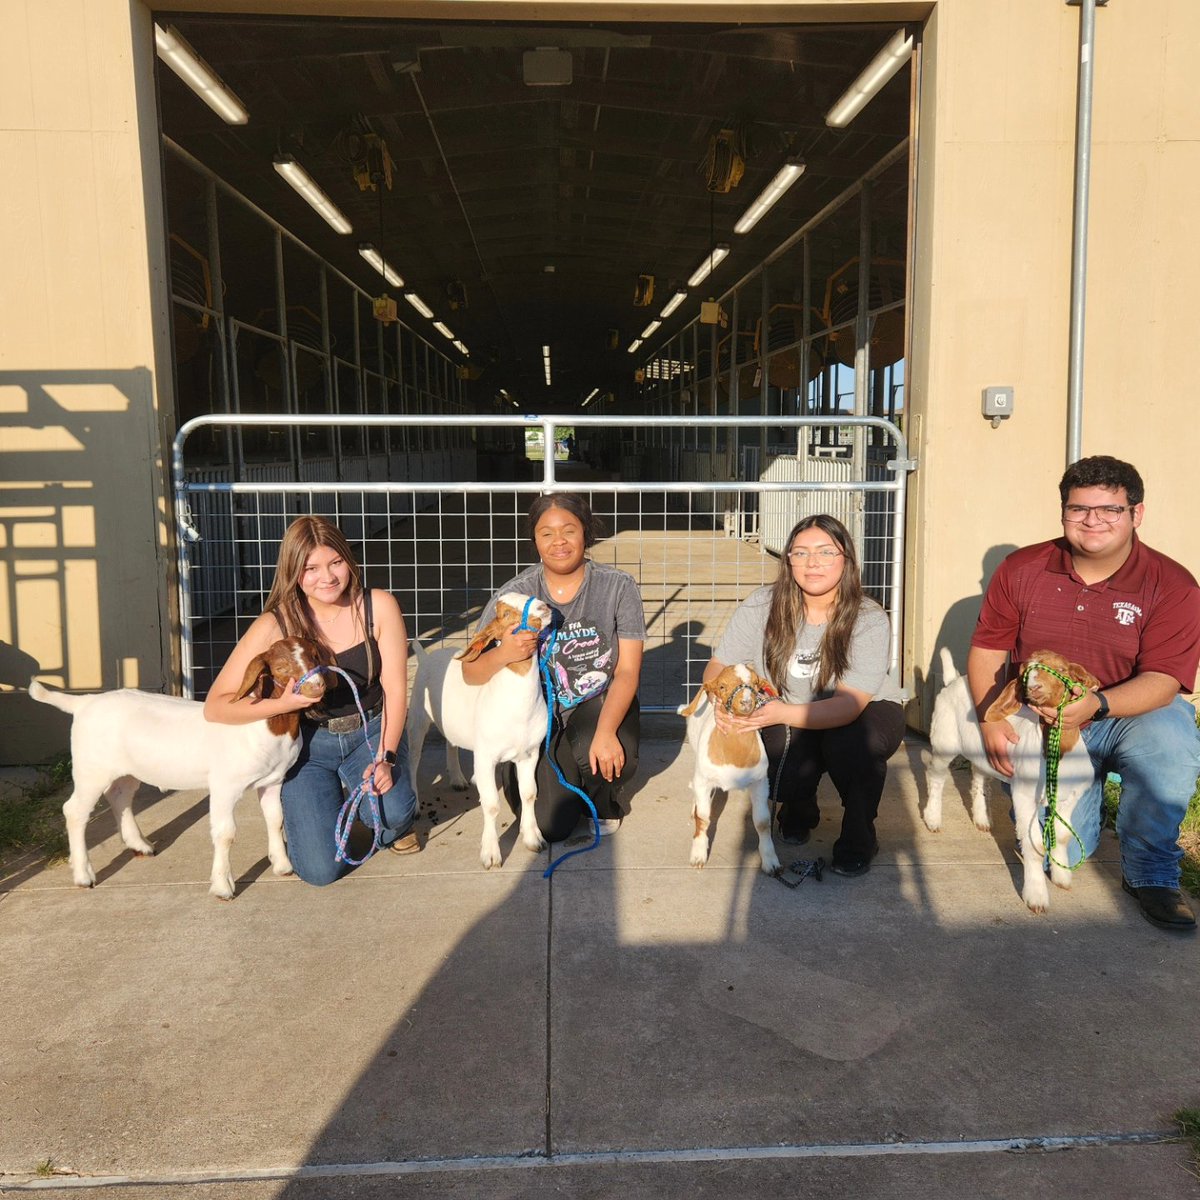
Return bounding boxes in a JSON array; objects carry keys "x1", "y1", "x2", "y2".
[
  {"x1": 404, "y1": 292, "x2": 434, "y2": 319},
  {"x1": 825, "y1": 29, "x2": 914, "y2": 129},
  {"x1": 542, "y1": 344, "x2": 552, "y2": 386},
  {"x1": 433, "y1": 321, "x2": 455, "y2": 339},
  {"x1": 155, "y1": 24, "x2": 248, "y2": 125},
  {"x1": 358, "y1": 243, "x2": 403, "y2": 288},
  {"x1": 273, "y1": 155, "x2": 352, "y2": 234},
  {"x1": 659, "y1": 289, "x2": 688, "y2": 320},
  {"x1": 733, "y1": 158, "x2": 806, "y2": 235},
  {"x1": 627, "y1": 338, "x2": 642, "y2": 354},
  {"x1": 687, "y1": 244, "x2": 730, "y2": 289},
  {"x1": 640, "y1": 319, "x2": 662, "y2": 340}
]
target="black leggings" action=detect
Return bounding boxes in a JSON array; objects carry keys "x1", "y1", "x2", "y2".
[
  {"x1": 763, "y1": 700, "x2": 906, "y2": 860},
  {"x1": 502, "y1": 693, "x2": 640, "y2": 843}
]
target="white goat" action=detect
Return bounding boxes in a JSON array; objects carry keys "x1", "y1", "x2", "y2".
[
  {"x1": 924, "y1": 646, "x2": 1098, "y2": 913},
  {"x1": 406, "y1": 593, "x2": 552, "y2": 868},
  {"x1": 28, "y1": 636, "x2": 326, "y2": 899},
  {"x1": 680, "y1": 663, "x2": 780, "y2": 876}
]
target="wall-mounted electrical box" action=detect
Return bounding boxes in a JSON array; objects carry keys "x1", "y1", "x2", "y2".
[{"x1": 982, "y1": 385, "x2": 1014, "y2": 427}]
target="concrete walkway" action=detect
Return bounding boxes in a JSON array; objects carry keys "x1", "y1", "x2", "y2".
[{"x1": 1, "y1": 734, "x2": 1196, "y2": 1197}]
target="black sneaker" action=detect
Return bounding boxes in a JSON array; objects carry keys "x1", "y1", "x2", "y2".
[{"x1": 830, "y1": 844, "x2": 879, "y2": 878}]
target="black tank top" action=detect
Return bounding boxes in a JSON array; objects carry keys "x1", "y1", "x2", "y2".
[{"x1": 279, "y1": 590, "x2": 384, "y2": 718}]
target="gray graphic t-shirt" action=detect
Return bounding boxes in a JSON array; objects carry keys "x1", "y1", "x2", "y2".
[
  {"x1": 480, "y1": 560, "x2": 646, "y2": 710},
  {"x1": 714, "y1": 586, "x2": 903, "y2": 705}
]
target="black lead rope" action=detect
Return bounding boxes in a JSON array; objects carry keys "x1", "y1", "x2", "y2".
[{"x1": 774, "y1": 857, "x2": 826, "y2": 888}]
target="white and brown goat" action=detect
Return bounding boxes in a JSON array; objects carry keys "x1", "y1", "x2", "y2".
[
  {"x1": 923, "y1": 646, "x2": 1101, "y2": 913},
  {"x1": 680, "y1": 663, "x2": 781, "y2": 876},
  {"x1": 406, "y1": 593, "x2": 552, "y2": 868},
  {"x1": 28, "y1": 636, "x2": 326, "y2": 899}
]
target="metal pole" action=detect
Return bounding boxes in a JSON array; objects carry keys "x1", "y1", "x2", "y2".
[{"x1": 1066, "y1": 0, "x2": 1099, "y2": 466}]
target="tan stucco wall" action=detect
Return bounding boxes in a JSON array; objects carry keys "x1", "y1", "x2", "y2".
[
  {"x1": 1, "y1": 0, "x2": 1196, "y2": 759},
  {"x1": 0, "y1": 0, "x2": 176, "y2": 761},
  {"x1": 904, "y1": 0, "x2": 1200, "y2": 724}
]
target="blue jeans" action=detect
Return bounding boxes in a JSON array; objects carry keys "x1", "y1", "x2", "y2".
[
  {"x1": 1064, "y1": 697, "x2": 1200, "y2": 888},
  {"x1": 281, "y1": 714, "x2": 417, "y2": 886}
]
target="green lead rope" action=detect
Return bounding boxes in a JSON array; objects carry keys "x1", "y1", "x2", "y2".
[{"x1": 1020, "y1": 661, "x2": 1088, "y2": 872}]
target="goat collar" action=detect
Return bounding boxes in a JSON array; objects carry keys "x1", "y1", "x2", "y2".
[
  {"x1": 1019, "y1": 661, "x2": 1080, "y2": 716},
  {"x1": 290, "y1": 665, "x2": 327, "y2": 693},
  {"x1": 723, "y1": 680, "x2": 776, "y2": 713},
  {"x1": 513, "y1": 596, "x2": 538, "y2": 634}
]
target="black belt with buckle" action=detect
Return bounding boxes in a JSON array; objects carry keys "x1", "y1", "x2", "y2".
[{"x1": 307, "y1": 703, "x2": 381, "y2": 734}]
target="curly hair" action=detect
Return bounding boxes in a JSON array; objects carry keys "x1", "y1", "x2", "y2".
[{"x1": 1058, "y1": 456, "x2": 1144, "y2": 506}]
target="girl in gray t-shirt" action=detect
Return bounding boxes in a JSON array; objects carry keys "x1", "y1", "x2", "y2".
[
  {"x1": 470, "y1": 493, "x2": 646, "y2": 842},
  {"x1": 708, "y1": 514, "x2": 905, "y2": 877}
]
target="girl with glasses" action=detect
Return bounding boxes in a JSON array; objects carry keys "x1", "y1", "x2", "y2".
[{"x1": 703, "y1": 513, "x2": 905, "y2": 876}]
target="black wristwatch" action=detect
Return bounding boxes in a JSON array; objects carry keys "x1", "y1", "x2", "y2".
[
  {"x1": 1092, "y1": 691, "x2": 1111, "y2": 720},
  {"x1": 381, "y1": 749, "x2": 398, "y2": 766}
]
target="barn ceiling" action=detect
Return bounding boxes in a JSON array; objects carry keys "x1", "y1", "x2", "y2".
[{"x1": 157, "y1": 15, "x2": 912, "y2": 409}]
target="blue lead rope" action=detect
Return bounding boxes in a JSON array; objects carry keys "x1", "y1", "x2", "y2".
[
  {"x1": 293, "y1": 664, "x2": 386, "y2": 866},
  {"x1": 510, "y1": 596, "x2": 600, "y2": 878}
]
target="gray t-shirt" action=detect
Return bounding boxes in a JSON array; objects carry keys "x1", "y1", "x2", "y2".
[
  {"x1": 481, "y1": 560, "x2": 646, "y2": 709},
  {"x1": 714, "y1": 586, "x2": 903, "y2": 705}
]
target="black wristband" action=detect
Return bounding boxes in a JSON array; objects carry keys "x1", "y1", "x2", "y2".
[
  {"x1": 1092, "y1": 691, "x2": 1110, "y2": 720},
  {"x1": 382, "y1": 749, "x2": 398, "y2": 766}
]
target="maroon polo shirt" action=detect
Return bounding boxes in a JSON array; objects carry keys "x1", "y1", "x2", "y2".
[{"x1": 971, "y1": 536, "x2": 1200, "y2": 691}]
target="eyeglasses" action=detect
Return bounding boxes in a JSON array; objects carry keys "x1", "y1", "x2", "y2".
[
  {"x1": 1061, "y1": 504, "x2": 1135, "y2": 524},
  {"x1": 787, "y1": 546, "x2": 843, "y2": 562}
]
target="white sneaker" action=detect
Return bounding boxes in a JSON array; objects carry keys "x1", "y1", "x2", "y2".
[{"x1": 597, "y1": 818, "x2": 622, "y2": 836}]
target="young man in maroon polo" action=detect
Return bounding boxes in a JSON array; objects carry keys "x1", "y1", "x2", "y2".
[{"x1": 967, "y1": 455, "x2": 1200, "y2": 932}]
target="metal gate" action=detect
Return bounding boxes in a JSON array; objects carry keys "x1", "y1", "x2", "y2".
[{"x1": 173, "y1": 413, "x2": 915, "y2": 710}]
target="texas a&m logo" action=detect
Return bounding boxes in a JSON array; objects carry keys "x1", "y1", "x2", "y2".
[{"x1": 1112, "y1": 601, "x2": 1142, "y2": 627}]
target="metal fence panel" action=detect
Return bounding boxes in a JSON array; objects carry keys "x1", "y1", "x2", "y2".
[{"x1": 173, "y1": 414, "x2": 913, "y2": 710}]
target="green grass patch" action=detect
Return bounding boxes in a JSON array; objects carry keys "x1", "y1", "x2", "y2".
[
  {"x1": 1174, "y1": 1107, "x2": 1200, "y2": 1177},
  {"x1": 0, "y1": 757, "x2": 71, "y2": 862}
]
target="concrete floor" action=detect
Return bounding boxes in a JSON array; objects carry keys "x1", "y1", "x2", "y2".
[{"x1": 1, "y1": 733, "x2": 1197, "y2": 1197}]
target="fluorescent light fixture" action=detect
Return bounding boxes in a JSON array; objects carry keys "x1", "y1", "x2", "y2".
[
  {"x1": 433, "y1": 321, "x2": 454, "y2": 339},
  {"x1": 581, "y1": 387, "x2": 600, "y2": 407},
  {"x1": 659, "y1": 289, "x2": 688, "y2": 320},
  {"x1": 640, "y1": 320, "x2": 662, "y2": 340},
  {"x1": 825, "y1": 29, "x2": 914, "y2": 128},
  {"x1": 542, "y1": 344, "x2": 552, "y2": 386},
  {"x1": 453, "y1": 340, "x2": 469, "y2": 356},
  {"x1": 627, "y1": 338, "x2": 642, "y2": 354},
  {"x1": 404, "y1": 292, "x2": 434, "y2": 318},
  {"x1": 155, "y1": 24, "x2": 248, "y2": 125},
  {"x1": 733, "y1": 158, "x2": 806, "y2": 235},
  {"x1": 272, "y1": 155, "x2": 352, "y2": 234},
  {"x1": 687, "y1": 244, "x2": 730, "y2": 289},
  {"x1": 358, "y1": 243, "x2": 403, "y2": 288}
]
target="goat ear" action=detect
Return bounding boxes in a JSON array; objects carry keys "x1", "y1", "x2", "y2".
[
  {"x1": 1068, "y1": 663, "x2": 1103, "y2": 693},
  {"x1": 457, "y1": 618, "x2": 503, "y2": 663},
  {"x1": 680, "y1": 686, "x2": 707, "y2": 717},
  {"x1": 235, "y1": 654, "x2": 270, "y2": 702},
  {"x1": 984, "y1": 679, "x2": 1022, "y2": 722}
]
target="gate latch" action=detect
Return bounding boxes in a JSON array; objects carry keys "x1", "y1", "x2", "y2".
[{"x1": 888, "y1": 457, "x2": 918, "y2": 472}]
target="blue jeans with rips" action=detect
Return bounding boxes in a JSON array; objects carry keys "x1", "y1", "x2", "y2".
[
  {"x1": 281, "y1": 713, "x2": 417, "y2": 887},
  {"x1": 1064, "y1": 696, "x2": 1200, "y2": 888}
]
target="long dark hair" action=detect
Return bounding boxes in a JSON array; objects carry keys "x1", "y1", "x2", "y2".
[
  {"x1": 265, "y1": 516, "x2": 369, "y2": 678},
  {"x1": 763, "y1": 514, "x2": 866, "y2": 695}
]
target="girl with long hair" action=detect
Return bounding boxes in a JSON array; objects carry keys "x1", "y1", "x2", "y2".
[
  {"x1": 204, "y1": 515, "x2": 419, "y2": 884},
  {"x1": 464, "y1": 492, "x2": 646, "y2": 842},
  {"x1": 705, "y1": 514, "x2": 905, "y2": 876}
]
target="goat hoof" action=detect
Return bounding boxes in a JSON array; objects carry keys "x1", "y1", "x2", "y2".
[
  {"x1": 72, "y1": 864, "x2": 97, "y2": 888},
  {"x1": 760, "y1": 856, "x2": 781, "y2": 876},
  {"x1": 272, "y1": 858, "x2": 295, "y2": 877},
  {"x1": 973, "y1": 820, "x2": 992, "y2": 833},
  {"x1": 209, "y1": 879, "x2": 236, "y2": 900},
  {"x1": 689, "y1": 848, "x2": 708, "y2": 869}
]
